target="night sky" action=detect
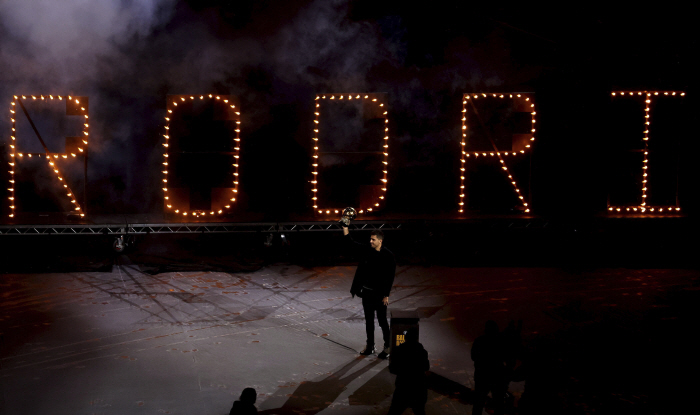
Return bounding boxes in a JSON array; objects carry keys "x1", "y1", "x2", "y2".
[{"x1": 0, "y1": 1, "x2": 696, "y2": 220}]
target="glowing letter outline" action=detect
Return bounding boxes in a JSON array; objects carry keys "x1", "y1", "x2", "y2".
[
  {"x1": 607, "y1": 91, "x2": 686, "y2": 215},
  {"x1": 7, "y1": 94, "x2": 89, "y2": 218},
  {"x1": 459, "y1": 93, "x2": 536, "y2": 214},
  {"x1": 162, "y1": 94, "x2": 241, "y2": 219},
  {"x1": 311, "y1": 93, "x2": 389, "y2": 217}
]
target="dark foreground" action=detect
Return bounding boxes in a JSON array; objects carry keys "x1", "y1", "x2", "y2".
[{"x1": 1, "y1": 245, "x2": 698, "y2": 414}]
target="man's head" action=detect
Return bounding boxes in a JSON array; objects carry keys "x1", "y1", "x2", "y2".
[
  {"x1": 405, "y1": 327, "x2": 419, "y2": 344},
  {"x1": 369, "y1": 230, "x2": 384, "y2": 251},
  {"x1": 240, "y1": 387, "x2": 257, "y2": 404}
]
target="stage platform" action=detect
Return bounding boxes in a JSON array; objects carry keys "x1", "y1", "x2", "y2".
[{"x1": 1, "y1": 262, "x2": 697, "y2": 414}]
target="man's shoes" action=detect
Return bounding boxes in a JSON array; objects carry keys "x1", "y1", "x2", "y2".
[
  {"x1": 377, "y1": 346, "x2": 390, "y2": 359},
  {"x1": 359, "y1": 345, "x2": 376, "y2": 356}
]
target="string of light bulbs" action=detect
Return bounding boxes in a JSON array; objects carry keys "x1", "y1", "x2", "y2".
[
  {"x1": 459, "y1": 93, "x2": 536, "y2": 213},
  {"x1": 162, "y1": 95, "x2": 241, "y2": 218},
  {"x1": 8, "y1": 95, "x2": 88, "y2": 218},
  {"x1": 312, "y1": 94, "x2": 389, "y2": 216},
  {"x1": 608, "y1": 90, "x2": 685, "y2": 214}
]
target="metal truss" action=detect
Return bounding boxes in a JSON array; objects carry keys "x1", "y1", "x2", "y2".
[
  {"x1": 0, "y1": 218, "x2": 554, "y2": 236},
  {"x1": 277, "y1": 222, "x2": 402, "y2": 232},
  {"x1": 0, "y1": 221, "x2": 401, "y2": 236},
  {"x1": 125, "y1": 223, "x2": 278, "y2": 234},
  {"x1": 0, "y1": 225, "x2": 126, "y2": 235}
]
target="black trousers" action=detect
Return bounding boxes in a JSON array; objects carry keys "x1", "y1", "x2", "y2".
[{"x1": 361, "y1": 291, "x2": 390, "y2": 348}]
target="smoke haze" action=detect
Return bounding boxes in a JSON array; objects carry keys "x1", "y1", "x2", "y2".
[{"x1": 0, "y1": 1, "x2": 694, "y2": 217}]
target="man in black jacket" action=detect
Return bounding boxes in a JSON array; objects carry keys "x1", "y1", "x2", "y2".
[{"x1": 342, "y1": 226, "x2": 396, "y2": 357}]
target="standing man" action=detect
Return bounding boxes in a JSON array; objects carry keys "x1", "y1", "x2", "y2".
[{"x1": 342, "y1": 225, "x2": 396, "y2": 357}]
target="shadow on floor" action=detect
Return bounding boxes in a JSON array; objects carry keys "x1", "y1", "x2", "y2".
[
  {"x1": 259, "y1": 356, "x2": 383, "y2": 415},
  {"x1": 258, "y1": 354, "x2": 478, "y2": 415}
]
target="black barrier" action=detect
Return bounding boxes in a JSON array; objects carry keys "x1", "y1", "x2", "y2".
[{"x1": 389, "y1": 310, "x2": 420, "y2": 358}]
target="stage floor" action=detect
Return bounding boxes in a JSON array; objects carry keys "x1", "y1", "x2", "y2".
[{"x1": 1, "y1": 263, "x2": 698, "y2": 414}]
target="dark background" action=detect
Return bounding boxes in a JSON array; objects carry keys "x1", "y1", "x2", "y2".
[
  {"x1": 0, "y1": 1, "x2": 696, "y2": 222},
  {"x1": 1, "y1": 6, "x2": 698, "y2": 415}
]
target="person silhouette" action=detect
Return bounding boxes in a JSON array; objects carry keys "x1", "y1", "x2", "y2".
[
  {"x1": 471, "y1": 320, "x2": 506, "y2": 415},
  {"x1": 387, "y1": 327, "x2": 430, "y2": 415},
  {"x1": 230, "y1": 387, "x2": 258, "y2": 415},
  {"x1": 501, "y1": 319, "x2": 522, "y2": 409}
]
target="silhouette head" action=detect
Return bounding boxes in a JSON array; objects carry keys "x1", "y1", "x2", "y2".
[
  {"x1": 240, "y1": 387, "x2": 257, "y2": 404},
  {"x1": 405, "y1": 327, "x2": 419, "y2": 344},
  {"x1": 485, "y1": 320, "x2": 499, "y2": 335}
]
